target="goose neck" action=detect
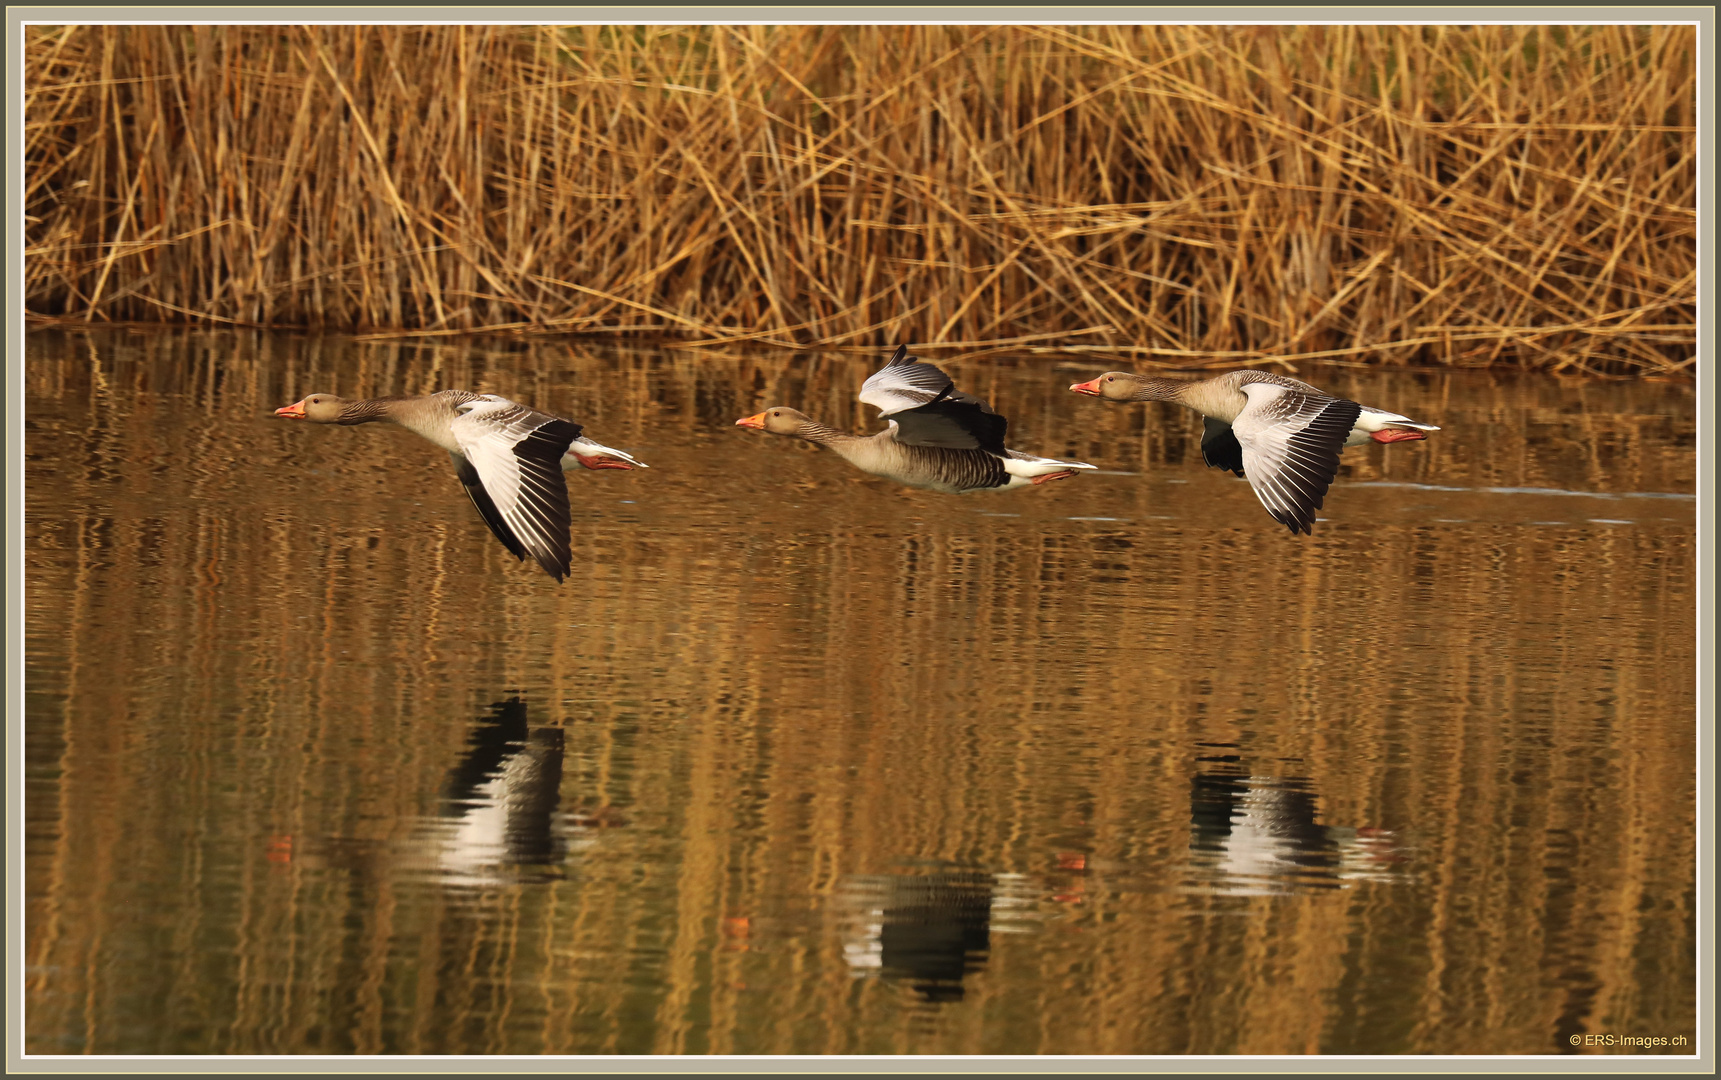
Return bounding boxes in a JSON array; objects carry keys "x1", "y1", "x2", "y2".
[
  {"x1": 792, "y1": 419, "x2": 855, "y2": 446},
  {"x1": 336, "y1": 398, "x2": 396, "y2": 426}
]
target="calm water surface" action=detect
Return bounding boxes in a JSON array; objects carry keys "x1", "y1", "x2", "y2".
[{"x1": 22, "y1": 329, "x2": 1698, "y2": 1056}]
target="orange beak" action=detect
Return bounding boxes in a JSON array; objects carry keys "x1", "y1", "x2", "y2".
[
  {"x1": 1069, "y1": 378, "x2": 1103, "y2": 397},
  {"x1": 274, "y1": 399, "x2": 308, "y2": 418},
  {"x1": 735, "y1": 413, "x2": 767, "y2": 430}
]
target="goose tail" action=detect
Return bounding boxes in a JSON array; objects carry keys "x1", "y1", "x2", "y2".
[
  {"x1": 1001, "y1": 451, "x2": 1098, "y2": 479},
  {"x1": 565, "y1": 436, "x2": 650, "y2": 471}
]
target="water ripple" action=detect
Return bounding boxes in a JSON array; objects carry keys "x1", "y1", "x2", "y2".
[{"x1": 1352, "y1": 481, "x2": 1695, "y2": 501}]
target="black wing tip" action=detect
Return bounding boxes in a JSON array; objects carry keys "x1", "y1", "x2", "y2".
[
  {"x1": 1272, "y1": 494, "x2": 1322, "y2": 534},
  {"x1": 505, "y1": 453, "x2": 574, "y2": 584},
  {"x1": 1265, "y1": 396, "x2": 1356, "y2": 535},
  {"x1": 523, "y1": 534, "x2": 572, "y2": 582},
  {"x1": 525, "y1": 557, "x2": 569, "y2": 582},
  {"x1": 1266, "y1": 499, "x2": 1318, "y2": 535},
  {"x1": 1275, "y1": 513, "x2": 1314, "y2": 536}
]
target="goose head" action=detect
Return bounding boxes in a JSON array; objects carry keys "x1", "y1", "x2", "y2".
[
  {"x1": 735, "y1": 407, "x2": 817, "y2": 436},
  {"x1": 1069, "y1": 372, "x2": 1149, "y2": 402},
  {"x1": 274, "y1": 393, "x2": 353, "y2": 422}
]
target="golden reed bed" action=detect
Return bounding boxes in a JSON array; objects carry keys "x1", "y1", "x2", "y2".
[{"x1": 22, "y1": 24, "x2": 1696, "y2": 375}]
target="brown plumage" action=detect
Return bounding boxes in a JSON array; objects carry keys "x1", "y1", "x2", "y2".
[
  {"x1": 274, "y1": 390, "x2": 646, "y2": 580},
  {"x1": 737, "y1": 346, "x2": 1095, "y2": 494},
  {"x1": 1071, "y1": 370, "x2": 1438, "y2": 534}
]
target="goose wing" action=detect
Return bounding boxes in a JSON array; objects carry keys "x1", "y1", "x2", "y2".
[
  {"x1": 449, "y1": 397, "x2": 582, "y2": 581},
  {"x1": 451, "y1": 454, "x2": 530, "y2": 563},
  {"x1": 858, "y1": 346, "x2": 1008, "y2": 454},
  {"x1": 1201, "y1": 417, "x2": 1246, "y2": 477},
  {"x1": 1232, "y1": 384, "x2": 1362, "y2": 535}
]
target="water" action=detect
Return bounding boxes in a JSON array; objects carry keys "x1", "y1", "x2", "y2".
[{"x1": 21, "y1": 329, "x2": 1698, "y2": 1057}]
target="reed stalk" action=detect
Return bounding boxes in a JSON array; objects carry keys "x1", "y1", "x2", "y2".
[{"x1": 23, "y1": 24, "x2": 1697, "y2": 375}]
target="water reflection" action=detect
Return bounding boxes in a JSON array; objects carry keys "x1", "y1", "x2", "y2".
[
  {"x1": 839, "y1": 870, "x2": 1040, "y2": 1004},
  {"x1": 405, "y1": 696, "x2": 594, "y2": 887},
  {"x1": 1186, "y1": 748, "x2": 1404, "y2": 896},
  {"x1": 21, "y1": 329, "x2": 1697, "y2": 1055}
]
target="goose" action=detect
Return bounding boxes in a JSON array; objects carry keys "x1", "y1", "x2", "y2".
[
  {"x1": 273, "y1": 390, "x2": 647, "y2": 581},
  {"x1": 736, "y1": 346, "x2": 1095, "y2": 494},
  {"x1": 1069, "y1": 370, "x2": 1439, "y2": 534}
]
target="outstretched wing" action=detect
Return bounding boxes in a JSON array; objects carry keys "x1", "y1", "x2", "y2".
[
  {"x1": 449, "y1": 398, "x2": 581, "y2": 581},
  {"x1": 858, "y1": 346, "x2": 1008, "y2": 455},
  {"x1": 858, "y1": 345, "x2": 960, "y2": 413},
  {"x1": 1232, "y1": 384, "x2": 1362, "y2": 536},
  {"x1": 451, "y1": 453, "x2": 529, "y2": 563}
]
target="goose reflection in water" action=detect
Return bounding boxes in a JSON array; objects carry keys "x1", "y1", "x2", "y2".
[
  {"x1": 406, "y1": 696, "x2": 618, "y2": 887},
  {"x1": 838, "y1": 870, "x2": 1040, "y2": 1004},
  {"x1": 1186, "y1": 756, "x2": 1404, "y2": 896}
]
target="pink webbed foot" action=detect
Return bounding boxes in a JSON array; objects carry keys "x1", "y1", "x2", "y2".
[
  {"x1": 1029, "y1": 469, "x2": 1079, "y2": 485},
  {"x1": 1370, "y1": 429, "x2": 1427, "y2": 444},
  {"x1": 573, "y1": 453, "x2": 637, "y2": 471}
]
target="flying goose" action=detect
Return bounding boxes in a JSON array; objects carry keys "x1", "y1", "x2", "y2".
[
  {"x1": 273, "y1": 390, "x2": 647, "y2": 581},
  {"x1": 1069, "y1": 370, "x2": 1439, "y2": 534},
  {"x1": 737, "y1": 346, "x2": 1095, "y2": 494}
]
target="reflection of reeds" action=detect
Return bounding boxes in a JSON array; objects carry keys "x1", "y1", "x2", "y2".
[
  {"x1": 23, "y1": 330, "x2": 1697, "y2": 1053},
  {"x1": 23, "y1": 25, "x2": 1696, "y2": 374}
]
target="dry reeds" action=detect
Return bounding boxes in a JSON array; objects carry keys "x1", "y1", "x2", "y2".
[{"x1": 23, "y1": 24, "x2": 1698, "y2": 374}]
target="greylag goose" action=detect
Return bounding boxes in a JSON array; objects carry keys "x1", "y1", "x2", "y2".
[
  {"x1": 273, "y1": 390, "x2": 647, "y2": 581},
  {"x1": 736, "y1": 346, "x2": 1096, "y2": 494},
  {"x1": 1069, "y1": 370, "x2": 1439, "y2": 534}
]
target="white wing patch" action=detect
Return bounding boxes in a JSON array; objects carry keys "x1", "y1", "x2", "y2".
[
  {"x1": 857, "y1": 351, "x2": 960, "y2": 416},
  {"x1": 1001, "y1": 449, "x2": 1098, "y2": 475},
  {"x1": 450, "y1": 397, "x2": 579, "y2": 581},
  {"x1": 856, "y1": 349, "x2": 1008, "y2": 452},
  {"x1": 1232, "y1": 383, "x2": 1362, "y2": 535}
]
